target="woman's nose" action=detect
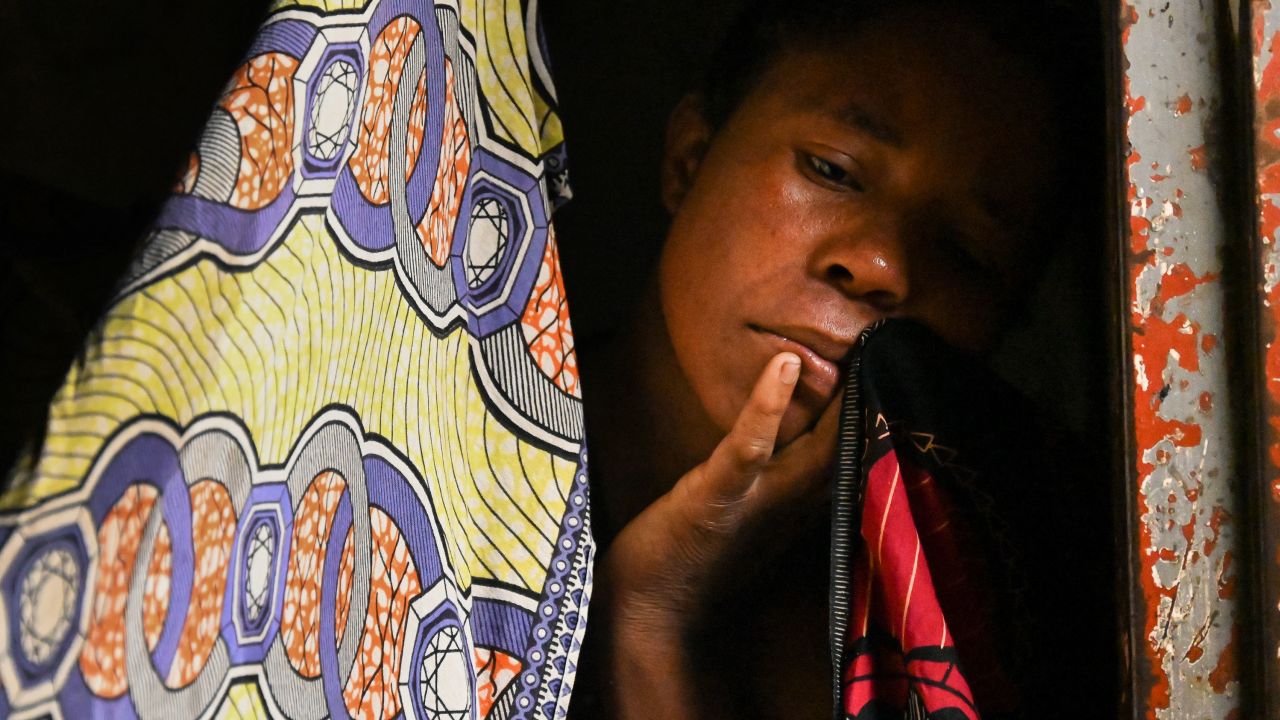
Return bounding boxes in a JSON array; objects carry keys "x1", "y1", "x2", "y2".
[{"x1": 814, "y1": 221, "x2": 912, "y2": 311}]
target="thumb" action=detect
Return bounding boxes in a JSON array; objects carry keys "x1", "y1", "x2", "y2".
[
  {"x1": 670, "y1": 351, "x2": 802, "y2": 540},
  {"x1": 601, "y1": 352, "x2": 801, "y2": 616}
]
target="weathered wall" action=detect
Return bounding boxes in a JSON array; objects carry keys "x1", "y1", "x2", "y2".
[
  {"x1": 1252, "y1": 0, "x2": 1280, "y2": 713},
  {"x1": 1120, "y1": 0, "x2": 1242, "y2": 717}
]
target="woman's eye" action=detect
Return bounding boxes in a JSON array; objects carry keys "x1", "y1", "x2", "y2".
[{"x1": 804, "y1": 154, "x2": 863, "y2": 191}]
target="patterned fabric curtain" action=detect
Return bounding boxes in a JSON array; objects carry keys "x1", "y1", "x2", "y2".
[{"x1": 0, "y1": 1, "x2": 591, "y2": 719}]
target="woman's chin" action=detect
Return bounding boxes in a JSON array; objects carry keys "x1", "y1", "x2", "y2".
[{"x1": 777, "y1": 404, "x2": 823, "y2": 449}]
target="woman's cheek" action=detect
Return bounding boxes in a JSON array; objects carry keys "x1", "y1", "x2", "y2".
[{"x1": 920, "y1": 280, "x2": 1004, "y2": 353}]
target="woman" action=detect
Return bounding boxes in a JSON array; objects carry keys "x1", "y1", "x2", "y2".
[{"x1": 571, "y1": 0, "x2": 1109, "y2": 717}]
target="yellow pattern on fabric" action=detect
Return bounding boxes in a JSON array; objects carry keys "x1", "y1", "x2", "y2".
[
  {"x1": 214, "y1": 682, "x2": 269, "y2": 720},
  {"x1": 535, "y1": 84, "x2": 565, "y2": 157},
  {"x1": 5, "y1": 213, "x2": 574, "y2": 592},
  {"x1": 458, "y1": 0, "x2": 563, "y2": 157},
  {"x1": 269, "y1": 0, "x2": 370, "y2": 12}
]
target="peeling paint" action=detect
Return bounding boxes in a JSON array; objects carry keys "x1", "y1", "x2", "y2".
[
  {"x1": 1122, "y1": 1, "x2": 1241, "y2": 717},
  {"x1": 1253, "y1": 0, "x2": 1280, "y2": 708}
]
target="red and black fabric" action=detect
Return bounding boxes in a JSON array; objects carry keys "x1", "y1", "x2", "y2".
[{"x1": 831, "y1": 321, "x2": 1113, "y2": 720}]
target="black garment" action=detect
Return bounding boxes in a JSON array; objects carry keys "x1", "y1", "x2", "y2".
[{"x1": 832, "y1": 320, "x2": 1116, "y2": 719}]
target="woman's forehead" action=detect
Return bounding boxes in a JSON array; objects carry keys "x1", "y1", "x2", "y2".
[
  {"x1": 758, "y1": 21, "x2": 1049, "y2": 127},
  {"x1": 750, "y1": 44, "x2": 1049, "y2": 159}
]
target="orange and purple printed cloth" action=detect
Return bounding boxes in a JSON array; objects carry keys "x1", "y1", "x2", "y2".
[{"x1": 0, "y1": 2, "x2": 591, "y2": 719}]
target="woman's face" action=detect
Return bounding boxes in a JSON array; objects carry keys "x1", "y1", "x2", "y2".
[{"x1": 658, "y1": 9, "x2": 1055, "y2": 443}]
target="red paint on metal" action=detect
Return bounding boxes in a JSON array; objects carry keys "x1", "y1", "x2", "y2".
[
  {"x1": 1257, "y1": 24, "x2": 1280, "y2": 512},
  {"x1": 1254, "y1": 5, "x2": 1280, "y2": 709},
  {"x1": 1259, "y1": 30, "x2": 1280, "y2": 100},
  {"x1": 1190, "y1": 145, "x2": 1209, "y2": 171},
  {"x1": 1141, "y1": 574, "x2": 1174, "y2": 715},
  {"x1": 1129, "y1": 146, "x2": 1152, "y2": 256},
  {"x1": 1124, "y1": 1, "x2": 1243, "y2": 714},
  {"x1": 1123, "y1": 5, "x2": 1167, "y2": 710},
  {"x1": 1132, "y1": 299, "x2": 1205, "y2": 719},
  {"x1": 1161, "y1": 265, "x2": 1219, "y2": 300},
  {"x1": 1209, "y1": 628, "x2": 1238, "y2": 694},
  {"x1": 1132, "y1": 218, "x2": 1153, "y2": 254},
  {"x1": 1264, "y1": 158, "x2": 1280, "y2": 189},
  {"x1": 1124, "y1": 2, "x2": 1140, "y2": 37}
]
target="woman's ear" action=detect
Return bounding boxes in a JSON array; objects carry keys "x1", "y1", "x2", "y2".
[{"x1": 661, "y1": 94, "x2": 713, "y2": 215}]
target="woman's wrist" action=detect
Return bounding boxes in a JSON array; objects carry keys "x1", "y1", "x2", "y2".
[
  {"x1": 578, "y1": 565, "x2": 703, "y2": 720},
  {"x1": 608, "y1": 608, "x2": 699, "y2": 720}
]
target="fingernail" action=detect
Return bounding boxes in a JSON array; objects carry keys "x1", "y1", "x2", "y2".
[{"x1": 779, "y1": 354, "x2": 801, "y2": 384}]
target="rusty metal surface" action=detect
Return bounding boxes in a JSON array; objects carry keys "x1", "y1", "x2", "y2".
[
  {"x1": 1252, "y1": 0, "x2": 1280, "y2": 712},
  {"x1": 1120, "y1": 0, "x2": 1243, "y2": 716}
]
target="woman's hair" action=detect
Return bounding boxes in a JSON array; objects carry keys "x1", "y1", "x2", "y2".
[{"x1": 699, "y1": 0, "x2": 1102, "y2": 136}]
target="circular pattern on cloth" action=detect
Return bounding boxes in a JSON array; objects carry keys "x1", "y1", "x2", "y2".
[
  {"x1": 0, "y1": 0, "x2": 594, "y2": 715},
  {"x1": 329, "y1": 4, "x2": 448, "y2": 257},
  {"x1": 418, "y1": 625, "x2": 471, "y2": 720},
  {"x1": 0, "y1": 513, "x2": 96, "y2": 711},
  {"x1": 226, "y1": 489, "x2": 289, "y2": 656},
  {"x1": 242, "y1": 521, "x2": 276, "y2": 626},
  {"x1": 18, "y1": 547, "x2": 80, "y2": 666},
  {"x1": 465, "y1": 198, "x2": 510, "y2": 289},
  {"x1": 448, "y1": 149, "x2": 547, "y2": 337},
  {"x1": 307, "y1": 59, "x2": 359, "y2": 162}
]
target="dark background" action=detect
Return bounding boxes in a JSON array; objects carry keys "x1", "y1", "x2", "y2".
[
  {"x1": 0, "y1": 0, "x2": 271, "y2": 468},
  {"x1": 0, "y1": 0, "x2": 1106, "y2": 473}
]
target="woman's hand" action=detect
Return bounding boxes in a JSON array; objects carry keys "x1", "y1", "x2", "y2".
[{"x1": 594, "y1": 352, "x2": 841, "y2": 719}]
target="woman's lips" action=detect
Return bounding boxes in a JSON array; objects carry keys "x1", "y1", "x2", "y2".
[{"x1": 750, "y1": 326, "x2": 846, "y2": 399}]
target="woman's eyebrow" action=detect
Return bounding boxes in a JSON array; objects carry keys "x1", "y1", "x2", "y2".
[{"x1": 828, "y1": 101, "x2": 903, "y2": 147}]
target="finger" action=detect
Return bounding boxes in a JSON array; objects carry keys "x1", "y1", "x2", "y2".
[
  {"x1": 755, "y1": 386, "x2": 845, "y2": 509},
  {"x1": 605, "y1": 354, "x2": 804, "y2": 603},
  {"x1": 678, "y1": 352, "x2": 801, "y2": 513}
]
